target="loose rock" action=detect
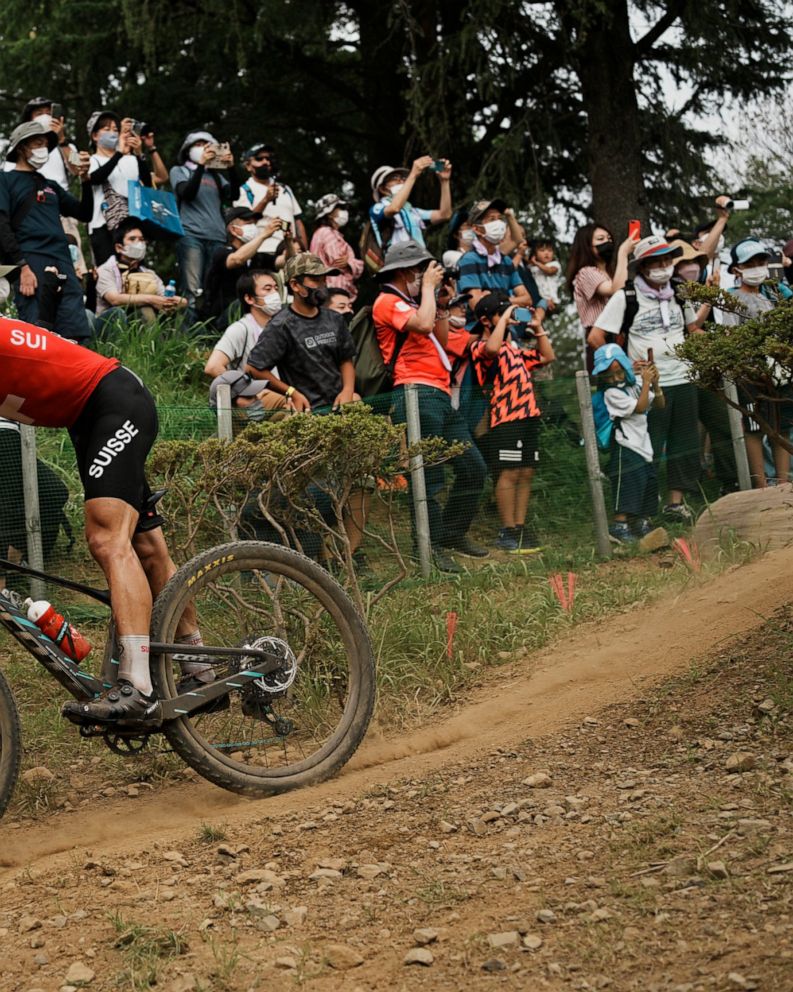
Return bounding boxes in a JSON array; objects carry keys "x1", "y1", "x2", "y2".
[{"x1": 404, "y1": 947, "x2": 434, "y2": 966}]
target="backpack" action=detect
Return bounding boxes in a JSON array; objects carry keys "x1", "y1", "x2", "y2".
[
  {"x1": 349, "y1": 303, "x2": 408, "y2": 397},
  {"x1": 592, "y1": 386, "x2": 626, "y2": 452},
  {"x1": 359, "y1": 210, "x2": 395, "y2": 275},
  {"x1": 616, "y1": 279, "x2": 639, "y2": 351}
]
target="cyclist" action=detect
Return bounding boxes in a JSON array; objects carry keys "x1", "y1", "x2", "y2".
[{"x1": 0, "y1": 315, "x2": 204, "y2": 725}]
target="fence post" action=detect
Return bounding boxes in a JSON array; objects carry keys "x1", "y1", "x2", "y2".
[
  {"x1": 722, "y1": 380, "x2": 753, "y2": 492},
  {"x1": 575, "y1": 371, "x2": 612, "y2": 559},
  {"x1": 216, "y1": 384, "x2": 233, "y2": 442},
  {"x1": 20, "y1": 425, "x2": 46, "y2": 599},
  {"x1": 215, "y1": 384, "x2": 239, "y2": 541},
  {"x1": 404, "y1": 384, "x2": 432, "y2": 578}
]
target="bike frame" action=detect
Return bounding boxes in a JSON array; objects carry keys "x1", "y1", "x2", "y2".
[{"x1": 0, "y1": 556, "x2": 283, "y2": 722}]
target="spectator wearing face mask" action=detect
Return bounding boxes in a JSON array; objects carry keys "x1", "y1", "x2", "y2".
[
  {"x1": 723, "y1": 237, "x2": 793, "y2": 487},
  {"x1": 87, "y1": 111, "x2": 153, "y2": 266},
  {"x1": 205, "y1": 270, "x2": 282, "y2": 378},
  {"x1": 669, "y1": 240, "x2": 739, "y2": 496},
  {"x1": 170, "y1": 130, "x2": 240, "y2": 323},
  {"x1": 369, "y1": 157, "x2": 452, "y2": 252},
  {"x1": 235, "y1": 143, "x2": 306, "y2": 251},
  {"x1": 322, "y1": 287, "x2": 354, "y2": 317},
  {"x1": 457, "y1": 200, "x2": 536, "y2": 313},
  {"x1": 566, "y1": 222, "x2": 638, "y2": 371},
  {"x1": 94, "y1": 219, "x2": 186, "y2": 329},
  {"x1": 444, "y1": 210, "x2": 475, "y2": 268},
  {"x1": 590, "y1": 236, "x2": 702, "y2": 522},
  {"x1": 202, "y1": 207, "x2": 283, "y2": 327},
  {"x1": 0, "y1": 121, "x2": 92, "y2": 341},
  {"x1": 3, "y1": 97, "x2": 89, "y2": 278},
  {"x1": 310, "y1": 194, "x2": 363, "y2": 303}
]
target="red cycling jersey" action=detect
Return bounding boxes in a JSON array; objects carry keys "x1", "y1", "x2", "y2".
[{"x1": 0, "y1": 317, "x2": 119, "y2": 428}]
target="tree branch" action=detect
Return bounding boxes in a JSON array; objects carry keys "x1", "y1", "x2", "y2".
[{"x1": 635, "y1": 1, "x2": 686, "y2": 56}]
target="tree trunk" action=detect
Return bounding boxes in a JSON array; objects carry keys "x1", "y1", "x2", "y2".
[{"x1": 573, "y1": 0, "x2": 649, "y2": 235}]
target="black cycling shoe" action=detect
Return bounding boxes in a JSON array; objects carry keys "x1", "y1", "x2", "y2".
[
  {"x1": 177, "y1": 675, "x2": 230, "y2": 715},
  {"x1": 62, "y1": 681, "x2": 161, "y2": 728}
]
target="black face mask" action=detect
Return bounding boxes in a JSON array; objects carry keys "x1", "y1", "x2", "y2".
[
  {"x1": 595, "y1": 242, "x2": 615, "y2": 262},
  {"x1": 254, "y1": 164, "x2": 273, "y2": 181},
  {"x1": 296, "y1": 282, "x2": 325, "y2": 308}
]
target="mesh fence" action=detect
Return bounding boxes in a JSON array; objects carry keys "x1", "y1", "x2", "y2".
[{"x1": 0, "y1": 372, "x2": 742, "y2": 602}]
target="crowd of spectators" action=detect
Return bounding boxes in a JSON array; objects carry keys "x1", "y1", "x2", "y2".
[{"x1": 1, "y1": 96, "x2": 792, "y2": 569}]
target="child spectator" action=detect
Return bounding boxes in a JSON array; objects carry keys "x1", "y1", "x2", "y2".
[
  {"x1": 529, "y1": 238, "x2": 562, "y2": 311},
  {"x1": 592, "y1": 343, "x2": 665, "y2": 543},
  {"x1": 471, "y1": 293, "x2": 555, "y2": 553},
  {"x1": 369, "y1": 157, "x2": 452, "y2": 251}
]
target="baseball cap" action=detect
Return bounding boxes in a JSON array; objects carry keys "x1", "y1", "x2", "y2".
[
  {"x1": 468, "y1": 199, "x2": 508, "y2": 226},
  {"x1": 6, "y1": 121, "x2": 58, "y2": 161},
  {"x1": 209, "y1": 370, "x2": 265, "y2": 407},
  {"x1": 284, "y1": 253, "x2": 341, "y2": 281},
  {"x1": 728, "y1": 237, "x2": 770, "y2": 273},
  {"x1": 242, "y1": 142, "x2": 273, "y2": 162},
  {"x1": 632, "y1": 235, "x2": 683, "y2": 264},
  {"x1": 377, "y1": 239, "x2": 435, "y2": 275},
  {"x1": 592, "y1": 342, "x2": 634, "y2": 380},
  {"x1": 22, "y1": 97, "x2": 54, "y2": 122},
  {"x1": 473, "y1": 290, "x2": 511, "y2": 322},
  {"x1": 224, "y1": 206, "x2": 257, "y2": 226}
]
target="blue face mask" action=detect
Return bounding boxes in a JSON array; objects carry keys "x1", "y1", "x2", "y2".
[{"x1": 98, "y1": 131, "x2": 119, "y2": 151}]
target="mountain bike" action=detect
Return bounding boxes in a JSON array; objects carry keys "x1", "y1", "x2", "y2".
[{"x1": 0, "y1": 540, "x2": 376, "y2": 821}]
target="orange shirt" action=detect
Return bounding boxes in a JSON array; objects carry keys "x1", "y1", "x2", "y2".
[{"x1": 373, "y1": 290, "x2": 451, "y2": 394}]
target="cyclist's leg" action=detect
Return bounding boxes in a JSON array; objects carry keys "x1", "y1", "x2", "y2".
[{"x1": 132, "y1": 525, "x2": 198, "y2": 639}]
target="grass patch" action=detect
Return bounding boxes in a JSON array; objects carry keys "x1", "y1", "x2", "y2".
[
  {"x1": 109, "y1": 911, "x2": 187, "y2": 990},
  {"x1": 197, "y1": 822, "x2": 228, "y2": 843}
]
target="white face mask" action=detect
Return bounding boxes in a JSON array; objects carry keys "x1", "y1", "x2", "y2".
[
  {"x1": 334, "y1": 209, "x2": 349, "y2": 228},
  {"x1": 740, "y1": 265, "x2": 769, "y2": 286},
  {"x1": 0, "y1": 277, "x2": 10, "y2": 305},
  {"x1": 646, "y1": 264, "x2": 674, "y2": 285},
  {"x1": 123, "y1": 241, "x2": 147, "y2": 261},
  {"x1": 460, "y1": 229, "x2": 475, "y2": 244},
  {"x1": 449, "y1": 315, "x2": 467, "y2": 328},
  {"x1": 388, "y1": 183, "x2": 405, "y2": 198},
  {"x1": 189, "y1": 145, "x2": 205, "y2": 164},
  {"x1": 35, "y1": 114, "x2": 53, "y2": 131},
  {"x1": 255, "y1": 291, "x2": 282, "y2": 315},
  {"x1": 482, "y1": 219, "x2": 507, "y2": 245},
  {"x1": 238, "y1": 224, "x2": 259, "y2": 244},
  {"x1": 27, "y1": 147, "x2": 50, "y2": 169}
]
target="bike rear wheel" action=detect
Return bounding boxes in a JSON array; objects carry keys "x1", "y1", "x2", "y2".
[
  {"x1": 150, "y1": 541, "x2": 375, "y2": 797},
  {"x1": 0, "y1": 666, "x2": 22, "y2": 821}
]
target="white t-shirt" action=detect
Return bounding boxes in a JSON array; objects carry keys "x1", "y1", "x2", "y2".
[
  {"x1": 604, "y1": 383, "x2": 654, "y2": 462},
  {"x1": 596, "y1": 287, "x2": 695, "y2": 388},
  {"x1": 213, "y1": 313, "x2": 268, "y2": 370},
  {"x1": 529, "y1": 260, "x2": 562, "y2": 304},
  {"x1": 234, "y1": 178, "x2": 302, "y2": 253},
  {"x1": 88, "y1": 153, "x2": 141, "y2": 232}
]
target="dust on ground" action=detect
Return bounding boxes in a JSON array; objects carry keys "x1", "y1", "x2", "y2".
[{"x1": 0, "y1": 558, "x2": 792, "y2": 992}]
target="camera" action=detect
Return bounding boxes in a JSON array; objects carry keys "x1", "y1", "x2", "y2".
[
  {"x1": 768, "y1": 251, "x2": 784, "y2": 281},
  {"x1": 442, "y1": 264, "x2": 460, "y2": 284},
  {"x1": 130, "y1": 120, "x2": 148, "y2": 137}
]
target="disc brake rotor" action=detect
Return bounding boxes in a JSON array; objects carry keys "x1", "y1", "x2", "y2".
[{"x1": 241, "y1": 636, "x2": 298, "y2": 694}]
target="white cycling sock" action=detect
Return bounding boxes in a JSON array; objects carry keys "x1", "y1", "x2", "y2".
[
  {"x1": 175, "y1": 629, "x2": 215, "y2": 683},
  {"x1": 118, "y1": 635, "x2": 153, "y2": 696}
]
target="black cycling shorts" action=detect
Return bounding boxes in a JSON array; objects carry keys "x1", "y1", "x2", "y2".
[{"x1": 68, "y1": 366, "x2": 164, "y2": 532}]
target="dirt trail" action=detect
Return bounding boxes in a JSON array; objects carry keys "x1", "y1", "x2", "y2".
[{"x1": 3, "y1": 546, "x2": 792, "y2": 880}]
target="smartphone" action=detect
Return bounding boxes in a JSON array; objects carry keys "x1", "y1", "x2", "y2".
[
  {"x1": 647, "y1": 347, "x2": 654, "y2": 364},
  {"x1": 726, "y1": 198, "x2": 751, "y2": 211},
  {"x1": 205, "y1": 142, "x2": 231, "y2": 169},
  {"x1": 50, "y1": 102, "x2": 63, "y2": 119},
  {"x1": 513, "y1": 306, "x2": 533, "y2": 323},
  {"x1": 628, "y1": 219, "x2": 641, "y2": 240},
  {"x1": 68, "y1": 148, "x2": 82, "y2": 167},
  {"x1": 429, "y1": 160, "x2": 446, "y2": 172}
]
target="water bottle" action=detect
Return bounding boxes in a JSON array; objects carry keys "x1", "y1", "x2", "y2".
[
  {"x1": 163, "y1": 279, "x2": 176, "y2": 298},
  {"x1": 25, "y1": 599, "x2": 92, "y2": 662}
]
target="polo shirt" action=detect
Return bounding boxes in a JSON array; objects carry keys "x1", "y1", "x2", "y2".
[{"x1": 373, "y1": 287, "x2": 452, "y2": 394}]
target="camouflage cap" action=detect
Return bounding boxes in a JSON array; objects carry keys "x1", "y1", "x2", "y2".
[{"x1": 284, "y1": 253, "x2": 341, "y2": 281}]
